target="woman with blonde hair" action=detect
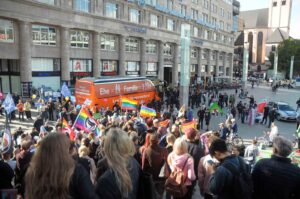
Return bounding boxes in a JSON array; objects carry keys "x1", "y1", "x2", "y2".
[
  {"x1": 95, "y1": 128, "x2": 140, "y2": 199},
  {"x1": 25, "y1": 133, "x2": 97, "y2": 199},
  {"x1": 167, "y1": 137, "x2": 196, "y2": 199}
]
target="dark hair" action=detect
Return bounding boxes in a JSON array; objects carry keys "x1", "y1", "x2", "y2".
[{"x1": 209, "y1": 139, "x2": 228, "y2": 156}]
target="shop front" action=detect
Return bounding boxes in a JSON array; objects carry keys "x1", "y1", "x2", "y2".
[
  {"x1": 101, "y1": 60, "x2": 118, "y2": 76},
  {"x1": 125, "y1": 61, "x2": 140, "y2": 76},
  {"x1": 31, "y1": 58, "x2": 61, "y2": 92},
  {"x1": 70, "y1": 59, "x2": 92, "y2": 85},
  {"x1": 0, "y1": 59, "x2": 21, "y2": 94},
  {"x1": 146, "y1": 62, "x2": 158, "y2": 78}
]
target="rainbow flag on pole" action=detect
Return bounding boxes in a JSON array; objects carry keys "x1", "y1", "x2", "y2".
[
  {"x1": 140, "y1": 105, "x2": 156, "y2": 117},
  {"x1": 73, "y1": 108, "x2": 100, "y2": 135},
  {"x1": 121, "y1": 97, "x2": 138, "y2": 110}
]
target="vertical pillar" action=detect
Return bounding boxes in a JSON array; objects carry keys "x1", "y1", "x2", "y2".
[
  {"x1": 229, "y1": 53, "x2": 233, "y2": 82},
  {"x1": 207, "y1": 49, "x2": 211, "y2": 81},
  {"x1": 93, "y1": 32, "x2": 100, "y2": 78},
  {"x1": 172, "y1": 43, "x2": 179, "y2": 86},
  {"x1": 290, "y1": 56, "x2": 294, "y2": 80},
  {"x1": 223, "y1": 52, "x2": 226, "y2": 75},
  {"x1": 197, "y1": 47, "x2": 202, "y2": 77},
  {"x1": 140, "y1": 38, "x2": 147, "y2": 76},
  {"x1": 19, "y1": 21, "x2": 32, "y2": 97},
  {"x1": 61, "y1": 27, "x2": 70, "y2": 84},
  {"x1": 242, "y1": 44, "x2": 249, "y2": 89},
  {"x1": 215, "y1": 51, "x2": 219, "y2": 77},
  {"x1": 273, "y1": 50, "x2": 278, "y2": 79},
  {"x1": 119, "y1": 35, "x2": 126, "y2": 76},
  {"x1": 158, "y1": 41, "x2": 164, "y2": 80}
]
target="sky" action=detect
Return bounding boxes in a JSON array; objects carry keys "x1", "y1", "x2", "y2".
[{"x1": 238, "y1": 0, "x2": 300, "y2": 39}]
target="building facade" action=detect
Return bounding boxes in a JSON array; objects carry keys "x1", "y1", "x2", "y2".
[
  {"x1": 0, "y1": 0, "x2": 238, "y2": 96},
  {"x1": 240, "y1": 0, "x2": 292, "y2": 65}
]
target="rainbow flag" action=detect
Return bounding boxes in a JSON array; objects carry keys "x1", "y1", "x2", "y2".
[
  {"x1": 180, "y1": 120, "x2": 196, "y2": 132},
  {"x1": 73, "y1": 108, "x2": 100, "y2": 135},
  {"x1": 121, "y1": 97, "x2": 138, "y2": 110},
  {"x1": 140, "y1": 105, "x2": 156, "y2": 117}
]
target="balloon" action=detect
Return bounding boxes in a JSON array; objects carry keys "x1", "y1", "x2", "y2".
[
  {"x1": 65, "y1": 96, "x2": 69, "y2": 101},
  {"x1": 32, "y1": 94, "x2": 36, "y2": 99}
]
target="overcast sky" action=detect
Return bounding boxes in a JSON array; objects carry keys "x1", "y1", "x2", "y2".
[{"x1": 238, "y1": 0, "x2": 300, "y2": 39}]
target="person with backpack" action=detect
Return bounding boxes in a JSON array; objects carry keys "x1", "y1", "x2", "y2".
[
  {"x1": 209, "y1": 139, "x2": 253, "y2": 199},
  {"x1": 166, "y1": 137, "x2": 196, "y2": 199},
  {"x1": 184, "y1": 128, "x2": 205, "y2": 190},
  {"x1": 252, "y1": 136, "x2": 300, "y2": 199}
]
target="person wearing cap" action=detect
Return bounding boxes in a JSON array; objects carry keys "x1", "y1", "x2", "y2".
[{"x1": 184, "y1": 127, "x2": 205, "y2": 194}]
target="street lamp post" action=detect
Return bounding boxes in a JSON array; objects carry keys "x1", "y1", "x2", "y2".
[{"x1": 242, "y1": 42, "x2": 249, "y2": 89}]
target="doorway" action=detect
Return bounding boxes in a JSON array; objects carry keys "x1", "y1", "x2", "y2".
[{"x1": 164, "y1": 67, "x2": 172, "y2": 84}]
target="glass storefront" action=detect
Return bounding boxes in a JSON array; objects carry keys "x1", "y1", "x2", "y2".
[
  {"x1": 101, "y1": 60, "x2": 118, "y2": 76},
  {"x1": 69, "y1": 59, "x2": 92, "y2": 85}
]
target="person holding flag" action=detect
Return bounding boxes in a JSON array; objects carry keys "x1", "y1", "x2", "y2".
[{"x1": 2, "y1": 93, "x2": 16, "y2": 124}]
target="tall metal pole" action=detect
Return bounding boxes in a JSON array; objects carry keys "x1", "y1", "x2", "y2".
[
  {"x1": 290, "y1": 56, "x2": 294, "y2": 80},
  {"x1": 273, "y1": 49, "x2": 278, "y2": 80},
  {"x1": 179, "y1": 24, "x2": 191, "y2": 108},
  {"x1": 242, "y1": 42, "x2": 249, "y2": 89}
]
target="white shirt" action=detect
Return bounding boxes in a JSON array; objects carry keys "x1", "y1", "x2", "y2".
[{"x1": 269, "y1": 126, "x2": 278, "y2": 142}]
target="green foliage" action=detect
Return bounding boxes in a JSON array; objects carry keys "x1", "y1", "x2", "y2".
[{"x1": 268, "y1": 39, "x2": 300, "y2": 73}]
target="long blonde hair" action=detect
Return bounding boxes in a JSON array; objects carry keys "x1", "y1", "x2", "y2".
[
  {"x1": 104, "y1": 128, "x2": 135, "y2": 198},
  {"x1": 25, "y1": 133, "x2": 75, "y2": 199}
]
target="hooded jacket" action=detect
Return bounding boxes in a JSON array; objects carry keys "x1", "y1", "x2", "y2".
[{"x1": 167, "y1": 153, "x2": 196, "y2": 186}]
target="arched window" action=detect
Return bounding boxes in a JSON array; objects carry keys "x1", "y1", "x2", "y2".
[
  {"x1": 257, "y1": 32, "x2": 263, "y2": 63},
  {"x1": 248, "y1": 32, "x2": 253, "y2": 63}
]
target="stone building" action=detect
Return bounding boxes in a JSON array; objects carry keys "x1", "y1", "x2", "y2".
[
  {"x1": 240, "y1": 0, "x2": 292, "y2": 65},
  {"x1": 0, "y1": 0, "x2": 239, "y2": 96}
]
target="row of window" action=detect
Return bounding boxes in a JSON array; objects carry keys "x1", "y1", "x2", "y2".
[{"x1": 29, "y1": 57, "x2": 228, "y2": 75}]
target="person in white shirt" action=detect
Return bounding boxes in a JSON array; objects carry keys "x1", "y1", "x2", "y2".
[
  {"x1": 269, "y1": 122, "x2": 278, "y2": 143},
  {"x1": 244, "y1": 139, "x2": 260, "y2": 165}
]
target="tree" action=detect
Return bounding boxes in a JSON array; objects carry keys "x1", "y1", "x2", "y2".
[{"x1": 269, "y1": 39, "x2": 300, "y2": 76}]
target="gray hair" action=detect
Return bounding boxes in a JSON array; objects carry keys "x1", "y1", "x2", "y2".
[{"x1": 273, "y1": 136, "x2": 293, "y2": 157}]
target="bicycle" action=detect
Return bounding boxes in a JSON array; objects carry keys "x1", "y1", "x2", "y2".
[
  {"x1": 256, "y1": 131, "x2": 272, "y2": 148},
  {"x1": 292, "y1": 134, "x2": 298, "y2": 149},
  {"x1": 226, "y1": 132, "x2": 244, "y2": 146}
]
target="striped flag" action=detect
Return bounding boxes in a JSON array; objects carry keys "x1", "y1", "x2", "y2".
[
  {"x1": 73, "y1": 108, "x2": 101, "y2": 136},
  {"x1": 140, "y1": 105, "x2": 156, "y2": 117},
  {"x1": 121, "y1": 97, "x2": 138, "y2": 110},
  {"x1": 62, "y1": 119, "x2": 75, "y2": 141},
  {"x1": 180, "y1": 120, "x2": 196, "y2": 132},
  {"x1": 159, "y1": 119, "x2": 170, "y2": 128}
]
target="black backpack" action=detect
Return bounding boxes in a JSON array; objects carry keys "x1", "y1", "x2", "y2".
[{"x1": 222, "y1": 156, "x2": 253, "y2": 199}]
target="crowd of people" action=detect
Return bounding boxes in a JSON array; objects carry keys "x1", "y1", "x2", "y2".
[{"x1": 1, "y1": 87, "x2": 300, "y2": 199}]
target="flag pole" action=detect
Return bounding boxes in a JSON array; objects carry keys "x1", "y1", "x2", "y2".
[{"x1": 71, "y1": 107, "x2": 83, "y2": 129}]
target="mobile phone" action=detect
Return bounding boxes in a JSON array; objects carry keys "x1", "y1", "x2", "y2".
[{"x1": 207, "y1": 160, "x2": 215, "y2": 165}]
